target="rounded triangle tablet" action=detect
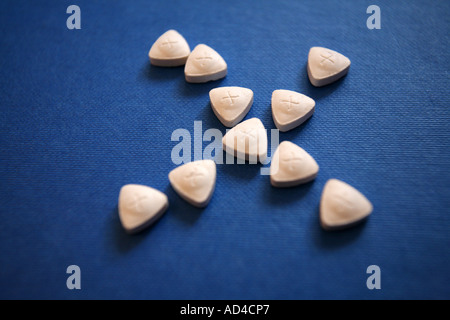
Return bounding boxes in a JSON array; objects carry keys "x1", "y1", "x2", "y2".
[
  {"x1": 222, "y1": 118, "x2": 268, "y2": 163},
  {"x1": 270, "y1": 141, "x2": 319, "y2": 187},
  {"x1": 307, "y1": 47, "x2": 351, "y2": 87},
  {"x1": 118, "y1": 184, "x2": 169, "y2": 234},
  {"x1": 210, "y1": 87, "x2": 253, "y2": 127},
  {"x1": 320, "y1": 179, "x2": 373, "y2": 230},
  {"x1": 168, "y1": 160, "x2": 216, "y2": 208},
  {"x1": 185, "y1": 44, "x2": 227, "y2": 83},
  {"x1": 271, "y1": 90, "x2": 315, "y2": 132},
  {"x1": 149, "y1": 29, "x2": 191, "y2": 67}
]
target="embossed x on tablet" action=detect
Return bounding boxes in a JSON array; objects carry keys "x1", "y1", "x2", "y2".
[
  {"x1": 195, "y1": 52, "x2": 213, "y2": 67},
  {"x1": 282, "y1": 151, "x2": 303, "y2": 171},
  {"x1": 320, "y1": 52, "x2": 335, "y2": 65},
  {"x1": 160, "y1": 38, "x2": 178, "y2": 49},
  {"x1": 281, "y1": 96, "x2": 300, "y2": 112},
  {"x1": 129, "y1": 194, "x2": 148, "y2": 213},
  {"x1": 222, "y1": 91, "x2": 239, "y2": 106},
  {"x1": 185, "y1": 166, "x2": 205, "y2": 187}
]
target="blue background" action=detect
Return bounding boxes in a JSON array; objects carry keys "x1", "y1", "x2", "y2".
[{"x1": 0, "y1": 0, "x2": 449, "y2": 300}]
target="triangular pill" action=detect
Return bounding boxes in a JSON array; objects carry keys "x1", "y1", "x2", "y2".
[
  {"x1": 118, "y1": 184, "x2": 169, "y2": 234},
  {"x1": 149, "y1": 29, "x2": 191, "y2": 67},
  {"x1": 210, "y1": 86, "x2": 253, "y2": 127},
  {"x1": 307, "y1": 47, "x2": 351, "y2": 87},
  {"x1": 320, "y1": 179, "x2": 373, "y2": 230},
  {"x1": 185, "y1": 44, "x2": 227, "y2": 83},
  {"x1": 168, "y1": 160, "x2": 216, "y2": 208},
  {"x1": 271, "y1": 90, "x2": 315, "y2": 132},
  {"x1": 270, "y1": 141, "x2": 319, "y2": 187},
  {"x1": 222, "y1": 118, "x2": 267, "y2": 163}
]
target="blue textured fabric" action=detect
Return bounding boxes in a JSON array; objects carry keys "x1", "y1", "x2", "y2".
[{"x1": 0, "y1": 0, "x2": 449, "y2": 300}]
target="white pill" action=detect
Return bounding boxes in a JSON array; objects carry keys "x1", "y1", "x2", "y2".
[
  {"x1": 222, "y1": 118, "x2": 268, "y2": 163},
  {"x1": 149, "y1": 30, "x2": 191, "y2": 67},
  {"x1": 168, "y1": 160, "x2": 216, "y2": 208},
  {"x1": 185, "y1": 44, "x2": 227, "y2": 83},
  {"x1": 271, "y1": 89, "x2": 315, "y2": 132},
  {"x1": 320, "y1": 179, "x2": 373, "y2": 231},
  {"x1": 210, "y1": 86, "x2": 253, "y2": 127},
  {"x1": 307, "y1": 47, "x2": 351, "y2": 87},
  {"x1": 270, "y1": 141, "x2": 319, "y2": 187},
  {"x1": 118, "y1": 184, "x2": 169, "y2": 234}
]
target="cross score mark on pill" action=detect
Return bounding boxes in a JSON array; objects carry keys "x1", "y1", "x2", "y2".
[
  {"x1": 281, "y1": 96, "x2": 300, "y2": 112},
  {"x1": 128, "y1": 193, "x2": 149, "y2": 213},
  {"x1": 281, "y1": 151, "x2": 303, "y2": 171},
  {"x1": 159, "y1": 38, "x2": 179, "y2": 49},
  {"x1": 334, "y1": 191, "x2": 354, "y2": 214},
  {"x1": 195, "y1": 52, "x2": 213, "y2": 67},
  {"x1": 221, "y1": 91, "x2": 240, "y2": 106},
  {"x1": 236, "y1": 128, "x2": 257, "y2": 141},
  {"x1": 184, "y1": 166, "x2": 206, "y2": 187},
  {"x1": 320, "y1": 52, "x2": 335, "y2": 65}
]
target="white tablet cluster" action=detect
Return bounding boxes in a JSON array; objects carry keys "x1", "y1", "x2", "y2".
[
  {"x1": 149, "y1": 30, "x2": 227, "y2": 83},
  {"x1": 118, "y1": 29, "x2": 372, "y2": 234}
]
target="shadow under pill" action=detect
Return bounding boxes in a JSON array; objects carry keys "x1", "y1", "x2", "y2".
[
  {"x1": 311, "y1": 204, "x2": 367, "y2": 250},
  {"x1": 263, "y1": 179, "x2": 315, "y2": 206},
  {"x1": 219, "y1": 159, "x2": 262, "y2": 181},
  {"x1": 164, "y1": 185, "x2": 204, "y2": 225},
  {"x1": 139, "y1": 61, "x2": 185, "y2": 82},
  {"x1": 300, "y1": 62, "x2": 346, "y2": 100},
  {"x1": 179, "y1": 78, "x2": 226, "y2": 97},
  {"x1": 262, "y1": 103, "x2": 275, "y2": 127},
  {"x1": 263, "y1": 102, "x2": 314, "y2": 141},
  {"x1": 106, "y1": 205, "x2": 151, "y2": 254},
  {"x1": 198, "y1": 101, "x2": 225, "y2": 130}
]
